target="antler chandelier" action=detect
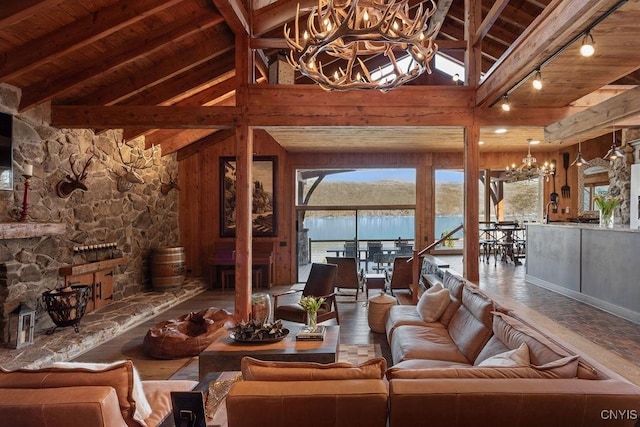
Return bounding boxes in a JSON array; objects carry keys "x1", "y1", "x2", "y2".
[
  {"x1": 505, "y1": 139, "x2": 555, "y2": 182},
  {"x1": 284, "y1": 0, "x2": 439, "y2": 91}
]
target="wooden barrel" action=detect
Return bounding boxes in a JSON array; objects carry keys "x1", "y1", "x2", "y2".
[{"x1": 151, "y1": 246, "x2": 185, "y2": 292}]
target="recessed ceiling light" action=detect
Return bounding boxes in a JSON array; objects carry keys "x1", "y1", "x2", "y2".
[
  {"x1": 529, "y1": 139, "x2": 540, "y2": 145},
  {"x1": 478, "y1": 140, "x2": 485, "y2": 145},
  {"x1": 494, "y1": 128, "x2": 507, "y2": 134}
]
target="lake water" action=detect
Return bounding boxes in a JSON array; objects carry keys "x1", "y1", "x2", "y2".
[{"x1": 304, "y1": 215, "x2": 464, "y2": 241}]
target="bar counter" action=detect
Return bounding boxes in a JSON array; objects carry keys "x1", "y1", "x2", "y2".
[{"x1": 526, "y1": 223, "x2": 640, "y2": 325}]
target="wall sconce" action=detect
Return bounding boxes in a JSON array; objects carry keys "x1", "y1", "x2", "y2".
[{"x1": 8, "y1": 304, "x2": 35, "y2": 349}]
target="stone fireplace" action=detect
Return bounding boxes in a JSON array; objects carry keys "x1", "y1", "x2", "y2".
[{"x1": 0, "y1": 83, "x2": 180, "y2": 343}]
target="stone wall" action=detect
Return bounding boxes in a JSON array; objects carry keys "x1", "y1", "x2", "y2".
[
  {"x1": 0, "y1": 84, "x2": 179, "y2": 340},
  {"x1": 609, "y1": 129, "x2": 639, "y2": 225}
]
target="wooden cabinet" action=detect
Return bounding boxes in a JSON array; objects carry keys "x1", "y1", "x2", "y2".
[{"x1": 59, "y1": 257, "x2": 126, "y2": 313}]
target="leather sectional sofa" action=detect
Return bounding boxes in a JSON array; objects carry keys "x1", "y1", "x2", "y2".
[
  {"x1": 224, "y1": 270, "x2": 640, "y2": 427},
  {"x1": 385, "y1": 270, "x2": 640, "y2": 427}
]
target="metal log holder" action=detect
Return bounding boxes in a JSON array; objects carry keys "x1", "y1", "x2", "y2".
[{"x1": 42, "y1": 285, "x2": 90, "y2": 334}]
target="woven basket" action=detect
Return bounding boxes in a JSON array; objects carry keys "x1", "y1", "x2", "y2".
[{"x1": 367, "y1": 292, "x2": 397, "y2": 333}]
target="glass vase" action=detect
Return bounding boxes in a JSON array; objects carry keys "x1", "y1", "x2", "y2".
[
  {"x1": 305, "y1": 310, "x2": 317, "y2": 332},
  {"x1": 599, "y1": 210, "x2": 614, "y2": 229}
]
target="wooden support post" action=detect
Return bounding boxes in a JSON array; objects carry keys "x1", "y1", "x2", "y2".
[
  {"x1": 234, "y1": 33, "x2": 253, "y2": 322},
  {"x1": 463, "y1": 0, "x2": 481, "y2": 283}
]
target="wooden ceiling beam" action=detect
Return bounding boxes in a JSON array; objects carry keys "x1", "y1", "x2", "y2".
[
  {"x1": 50, "y1": 103, "x2": 576, "y2": 129},
  {"x1": 177, "y1": 129, "x2": 236, "y2": 160},
  {"x1": 18, "y1": 12, "x2": 225, "y2": 111},
  {"x1": 428, "y1": 0, "x2": 454, "y2": 36},
  {"x1": 476, "y1": 0, "x2": 621, "y2": 107},
  {"x1": 20, "y1": 13, "x2": 223, "y2": 110},
  {"x1": 119, "y1": 54, "x2": 235, "y2": 107},
  {"x1": 51, "y1": 106, "x2": 242, "y2": 129},
  {"x1": 72, "y1": 26, "x2": 234, "y2": 105},
  {"x1": 211, "y1": 0, "x2": 250, "y2": 34},
  {"x1": 253, "y1": 0, "x2": 315, "y2": 36},
  {"x1": 0, "y1": 0, "x2": 184, "y2": 81},
  {"x1": 473, "y1": 0, "x2": 510, "y2": 46},
  {"x1": 544, "y1": 86, "x2": 640, "y2": 143},
  {"x1": 0, "y1": 0, "x2": 60, "y2": 28},
  {"x1": 150, "y1": 129, "x2": 221, "y2": 154}
]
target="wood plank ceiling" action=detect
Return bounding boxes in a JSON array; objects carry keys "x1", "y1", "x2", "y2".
[{"x1": 1, "y1": 0, "x2": 639, "y2": 155}]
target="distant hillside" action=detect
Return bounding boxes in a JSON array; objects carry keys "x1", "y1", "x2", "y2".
[{"x1": 304, "y1": 179, "x2": 539, "y2": 218}]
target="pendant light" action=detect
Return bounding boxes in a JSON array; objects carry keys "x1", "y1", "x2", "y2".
[
  {"x1": 604, "y1": 127, "x2": 625, "y2": 160},
  {"x1": 571, "y1": 140, "x2": 590, "y2": 167}
]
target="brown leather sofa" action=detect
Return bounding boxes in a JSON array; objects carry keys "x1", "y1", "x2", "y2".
[
  {"x1": 226, "y1": 357, "x2": 389, "y2": 427},
  {"x1": 0, "y1": 360, "x2": 197, "y2": 427},
  {"x1": 384, "y1": 270, "x2": 640, "y2": 427}
]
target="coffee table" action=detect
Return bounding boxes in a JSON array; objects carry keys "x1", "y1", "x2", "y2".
[{"x1": 198, "y1": 321, "x2": 339, "y2": 380}]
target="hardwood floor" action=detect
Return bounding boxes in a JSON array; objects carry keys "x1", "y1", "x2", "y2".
[
  {"x1": 73, "y1": 285, "x2": 394, "y2": 380},
  {"x1": 74, "y1": 256, "x2": 640, "y2": 385}
]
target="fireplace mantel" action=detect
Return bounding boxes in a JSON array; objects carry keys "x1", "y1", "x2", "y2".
[{"x1": 0, "y1": 222, "x2": 66, "y2": 240}]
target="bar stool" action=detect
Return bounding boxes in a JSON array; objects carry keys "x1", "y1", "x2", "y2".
[{"x1": 220, "y1": 268, "x2": 263, "y2": 290}]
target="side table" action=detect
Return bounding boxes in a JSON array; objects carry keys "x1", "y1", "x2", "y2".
[{"x1": 366, "y1": 272, "x2": 386, "y2": 298}]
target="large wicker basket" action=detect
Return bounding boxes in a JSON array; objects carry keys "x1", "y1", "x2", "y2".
[{"x1": 367, "y1": 292, "x2": 397, "y2": 333}]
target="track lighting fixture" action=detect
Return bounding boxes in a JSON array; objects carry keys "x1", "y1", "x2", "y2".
[
  {"x1": 580, "y1": 32, "x2": 595, "y2": 57},
  {"x1": 501, "y1": 95, "x2": 511, "y2": 112},
  {"x1": 532, "y1": 70, "x2": 543, "y2": 90}
]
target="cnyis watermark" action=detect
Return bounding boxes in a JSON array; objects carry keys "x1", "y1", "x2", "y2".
[{"x1": 600, "y1": 409, "x2": 638, "y2": 422}]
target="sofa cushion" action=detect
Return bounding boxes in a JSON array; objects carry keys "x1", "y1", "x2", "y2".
[
  {"x1": 386, "y1": 355, "x2": 580, "y2": 380},
  {"x1": 473, "y1": 335, "x2": 511, "y2": 366},
  {"x1": 389, "y1": 358, "x2": 471, "y2": 371},
  {"x1": 240, "y1": 356, "x2": 387, "y2": 381},
  {"x1": 52, "y1": 361, "x2": 152, "y2": 426},
  {"x1": 0, "y1": 359, "x2": 143, "y2": 427},
  {"x1": 478, "y1": 343, "x2": 530, "y2": 367},
  {"x1": 385, "y1": 305, "x2": 439, "y2": 343},
  {"x1": 442, "y1": 271, "x2": 465, "y2": 300},
  {"x1": 391, "y1": 325, "x2": 469, "y2": 364},
  {"x1": 446, "y1": 286, "x2": 494, "y2": 364},
  {"x1": 492, "y1": 312, "x2": 576, "y2": 366},
  {"x1": 416, "y1": 285, "x2": 450, "y2": 322},
  {"x1": 438, "y1": 296, "x2": 462, "y2": 328}
]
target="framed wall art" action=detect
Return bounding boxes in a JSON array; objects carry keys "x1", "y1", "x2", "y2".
[{"x1": 220, "y1": 156, "x2": 277, "y2": 237}]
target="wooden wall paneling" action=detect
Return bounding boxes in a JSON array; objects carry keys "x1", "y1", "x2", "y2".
[{"x1": 179, "y1": 153, "x2": 201, "y2": 277}]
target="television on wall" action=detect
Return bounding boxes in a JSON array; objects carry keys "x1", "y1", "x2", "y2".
[{"x1": 0, "y1": 112, "x2": 12, "y2": 191}]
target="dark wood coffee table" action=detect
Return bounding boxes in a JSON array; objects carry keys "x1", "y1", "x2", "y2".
[{"x1": 198, "y1": 321, "x2": 340, "y2": 380}]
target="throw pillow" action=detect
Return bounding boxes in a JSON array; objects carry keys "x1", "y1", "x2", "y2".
[
  {"x1": 416, "y1": 287, "x2": 450, "y2": 322},
  {"x1": 241, "y1": 356, "x2": 387, "y2": 381},
  {"x1": 51, "y1": 360, "x2": 152, "y2": 426},
  {"x1": 478, "y1": 342, "x2": 530, "y2": 367}
]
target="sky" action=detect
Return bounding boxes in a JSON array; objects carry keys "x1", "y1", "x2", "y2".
[{"x1": 322, "y1": 168, "x2": 464, "y2": 183}]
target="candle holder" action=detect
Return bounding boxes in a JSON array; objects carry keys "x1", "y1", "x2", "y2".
[{"x1": 19, "y1": 174, "x2": 32, "y2": 222}]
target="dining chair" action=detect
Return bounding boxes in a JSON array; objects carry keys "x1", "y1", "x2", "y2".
[
  {"x1": 385, "y1": 256, "x2": 414, "y2": 296},
  {"x1": 273, "y1": 263, "x2": 340, "y2": 325},
  {"x1": 326, "y1": 256, "x2": 365, "y2": 299}
]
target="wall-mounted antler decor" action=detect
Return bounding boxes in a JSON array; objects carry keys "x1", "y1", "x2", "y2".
[
  {"x1": 56, "y1": 154, "x2": 93, "y2": 198},
  {"x1": 160, "y1": 171, "x2": 180, "y2": 195},
  {"x1": 114, "y1": 135, "x2": 158, "y2": 192}
]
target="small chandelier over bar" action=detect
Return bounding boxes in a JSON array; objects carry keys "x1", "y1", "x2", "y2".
[
  {"x1": 284, "y1": 0, "x2": 439, "y2": 91},
  {"x1": 504, "y1": 139, "x2": 555, "y2": 181}
]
